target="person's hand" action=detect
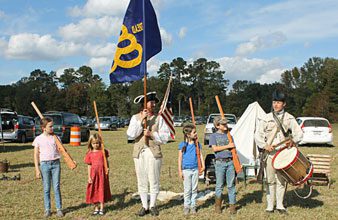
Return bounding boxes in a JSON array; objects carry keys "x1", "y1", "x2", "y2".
[
  {"x1": 228, "y1": 142, "x2": 235, "y2": 149},
  {"x1": 179, "y1": 170, "x2": 184, "y2": 180},
  {"x1": 35, "y1": 170, "x2": 41, "y2": 179},
  {"x1": 88, "y1": 177, "x2": 93, "y2": 184},
  {"x1": 143, "y1": 129, "x2": 151, "y2": 137},
  {"x1": 140, "y1": 109, "x2": 148, "y2": 120},
  {"x1": 199, "y1": 167, "x2": 205, "y2": 176},
  {"x1": 265, "y1": 145, "x2": 274, "y2": 152},
  {"x1": 285, "y1": 139, "x2": 295, "y2": 148}
]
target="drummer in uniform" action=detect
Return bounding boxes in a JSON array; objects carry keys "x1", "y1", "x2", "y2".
[{"x1": 255, "y1": 90, "x2": 303, "y2": 214}]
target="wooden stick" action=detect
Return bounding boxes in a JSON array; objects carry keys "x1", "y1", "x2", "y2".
[
  {"x1": 189, "y1": 97, "x2": 203, "y2": 174},
  {"x1": 31, "y1": 102, "x2": 77, "y2": 170},
  {"x1": 93, "y1": 101, "x2": 109, "y2": 175},
  {"x1": 214, "y1": 96, "x2": 242, "y2": 174}
]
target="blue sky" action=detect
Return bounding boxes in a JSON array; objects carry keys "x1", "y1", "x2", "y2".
[{"x1": 0, "y1": 0, "x2": 337, "y2": 86}]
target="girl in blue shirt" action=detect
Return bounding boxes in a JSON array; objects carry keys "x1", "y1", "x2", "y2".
[{"x1": 178, "y1": 123, "x2": 205, "y2": 215}]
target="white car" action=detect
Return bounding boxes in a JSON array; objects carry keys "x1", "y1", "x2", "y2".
[
  {"x1": 173, "y1": 117, "x2": 184, "y2": 127},
  {"x1": 296, "y1": 117, "x2": 333, "y2": 145},
  {"x1": 203, "y1": 113, "x2": 237, "y2": 145}
]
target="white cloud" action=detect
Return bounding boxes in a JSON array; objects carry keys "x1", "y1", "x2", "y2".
[
  {"x1": 68, "y1": 0, "x2": 129, "y2": 17},
  {"x1": 0, "y1": 38, "x2": 7, "y2": 56},
  {"x1": 226, "y1": 0, "x2": 338, "y2": 42},
  {"x1": 160, "y1": 28, "x2": 172, "y2": 46},
  {"x1": 59, "y1": 16, "x2": 122, "y2": 42},
  {"x1": 216, "y1": 56, "x2": 283, "y2": 84},
  {"x1": 2, "y1": 33, "x2": 117, "y2": 61},
  {"x1": 6, "y1": 33, "x2": 81, "y2": 60},
  {"x1": 82, "y1": 43, "x2": 116, "y2": 58},
  {"x1": 256, "y1": 68, "x2": 285, "y2": 84},
  {"x1": 178, "y1": 27, "x2": 187, "y2": 39},
  {"x1": 235, "y1": 32, "x2": 287, "y2": 56},
  {"x1": 147, "y1": 57, "x2": 162, "y2": 77},
  {"x1": 88, "y1": 57, "x2": 111, "y2": 70}
]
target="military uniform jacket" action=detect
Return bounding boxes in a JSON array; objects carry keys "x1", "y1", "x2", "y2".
[
  {"x1": 127, "y1": 113, "x2": 170, "y2": 159},
  {"x1": 255, "y1": 111, "x2": 303, "y2": 156}
]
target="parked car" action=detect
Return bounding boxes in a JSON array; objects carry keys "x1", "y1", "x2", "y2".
[
  {"x1": 95, "y1": 117, "x2": 117, "y2": 131},
  {"x1": 296, "y1": 117, "x2": 333, "y2": 145},
  {"x1": 83, "y1": 118, "x2": 95, "y2": 130},
  {"x1": 195, "y1": 116, "x2": 204, "y2": 125},
  {"x1": 114, "y1": 118, "x2": 125, "y2": 128},
  {"x1": 0, "y1": 108, "x2": 35, "y2": 143},
  {"x1": 173, "y1": 116, "x2": 184, "y2": 127},
  {"x1": 124, "y1": 118, "x2": 130, "y2": 126},
  {"x1": 34, "y1": 111, "x2": 90, "y2": 143},
  {"x1": 203, "y1": 113, "x2": 237, "y2": 145}
]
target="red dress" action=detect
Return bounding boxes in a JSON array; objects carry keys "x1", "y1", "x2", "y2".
[{"x1": 84, "y1": 150, "x2": 111, "y2": 203}]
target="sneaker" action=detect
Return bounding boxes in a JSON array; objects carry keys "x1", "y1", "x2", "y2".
[
  {"x1": 136, "y1": 207, "x2": 149, "y2": 217},
  {"x1": 92, "y1": 210, "x2": 99, "y2": 215},
  {"x1": 56, "y1": 210, "x2": 64, "y2": 217},
  {"x1": 44, "y1": 210, "x2": 51, "y2": 218},
  {"x1": 183, "y1": 207, "x2": 190, "y2": 215},
  {"x1": 150, "y1": 206, "x2": 159, "y2": 216},
  {"x1": 190, "y1": 207, "x2": 197, "y2": 214},
  {"x1": 276, "y1": 209, "x2": 288, "y2": 215},
  {"x1": 98, "y1": 210, "x2": 105, "y2": 216}
]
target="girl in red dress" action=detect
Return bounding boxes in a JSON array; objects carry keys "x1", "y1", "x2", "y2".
[{"x1": 84, "y1": 133, "x2": 111, "y2": 215}]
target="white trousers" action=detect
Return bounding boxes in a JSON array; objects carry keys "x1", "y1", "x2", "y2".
[
  {"x1": 266, "y1": 156, "x2": 286, "y2": 210},
  {"x1": 134, "y1": 147, "x2": 162, "y2": 194}
]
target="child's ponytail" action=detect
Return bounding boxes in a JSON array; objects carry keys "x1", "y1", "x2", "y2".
[{"x1": 182, "y1": 123, "x2": 195, "y2": 153}]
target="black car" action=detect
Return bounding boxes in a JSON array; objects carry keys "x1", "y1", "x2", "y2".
[{"x1": 34, "y1": 111, "x2": 90, "y2": 143}]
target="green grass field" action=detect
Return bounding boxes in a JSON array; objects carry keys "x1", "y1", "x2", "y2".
[{"x1": 0, "y1": 124, "x2": 337, "y2": 219}]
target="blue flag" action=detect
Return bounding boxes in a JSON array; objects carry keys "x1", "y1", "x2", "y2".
[{"x1": 109, "y1": 0, "x2": 162, "y2": 83}]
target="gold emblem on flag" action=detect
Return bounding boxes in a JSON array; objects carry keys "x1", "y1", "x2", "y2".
[{"x1": 111, "y1": 25, "x2": 143, "y2": 72}]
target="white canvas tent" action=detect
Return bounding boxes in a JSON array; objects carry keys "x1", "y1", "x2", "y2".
[{"x1": 230, "y1": 102, "x2": 266, "y2": 175}]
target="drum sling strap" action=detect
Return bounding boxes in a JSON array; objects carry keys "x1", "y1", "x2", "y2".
[{"x1": 272, "y1": 112, "x2": 288, "y2": 138}]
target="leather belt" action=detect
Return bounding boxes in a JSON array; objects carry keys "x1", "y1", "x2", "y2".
[{"x1": 215, "y1": 158, "x2": 232, "y2": 162}]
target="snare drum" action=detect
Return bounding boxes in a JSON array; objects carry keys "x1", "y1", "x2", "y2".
[{"x1": 272, "y1": 147, "x2": 313, "y2": 186}]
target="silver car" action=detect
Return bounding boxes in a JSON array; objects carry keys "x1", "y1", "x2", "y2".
[{"x1": 94, "y1": 117, "x2": 117, "y2": 131}]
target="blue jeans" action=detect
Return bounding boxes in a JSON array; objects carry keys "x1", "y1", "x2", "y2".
[
  {"x1": 40, "y1": 159, "x2": 62, "y2": 211},
  {"x1": 215, "y1": 160, "x2": 236, "y2": 204},
  {"x1": 183, "y1": 169, "x2": 199, "y2": 208}
]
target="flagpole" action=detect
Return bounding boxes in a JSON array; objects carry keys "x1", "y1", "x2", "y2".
[
  {"x1": 142, "y1": 0, "x2": 148, "y2": 140},
  {"x1": 143, "y1": 0, "x2": 147, "y2": 111}
]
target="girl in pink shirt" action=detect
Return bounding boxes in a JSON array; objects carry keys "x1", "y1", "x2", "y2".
[{"x1": 33, "y1": 117, "x2": 64, "y2": 218}]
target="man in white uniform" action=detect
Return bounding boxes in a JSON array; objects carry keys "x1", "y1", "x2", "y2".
[
  {"x1": 127, "y1": 91, "x2": 169, "y2": 217},
  {"x1": 255, "y1": 90, "x2": 303, "y2": 214}
]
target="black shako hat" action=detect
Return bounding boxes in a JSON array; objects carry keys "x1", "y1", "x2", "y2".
[
  {"x1": 133, "y1": 91, "x2": 160, "y2": 104},
  {"x1": 272, "y1": 90, "x2": 286, "y2": 102}
]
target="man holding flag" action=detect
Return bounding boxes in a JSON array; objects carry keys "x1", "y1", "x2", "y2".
[{"x1": 111, "y1": 0, "x2": 171, "y2": 217}]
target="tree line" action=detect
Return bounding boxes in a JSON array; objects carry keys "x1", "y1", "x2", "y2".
[{"x1": 0, "y1": 57, "x2": 337, "y2": 122}]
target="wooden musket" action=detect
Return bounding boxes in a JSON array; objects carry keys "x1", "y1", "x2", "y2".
[
  {"x1": 189, "y1": 97, "x2": 203, "y2": 174},
  {"x1": 93, "y1": 101, "x2": 109, "y2": 176},
  {"x1": 214, "y1": 96, "x2": 242, "y2": 174},
  {"x1": 31, "y1": 102, "x2": 77, "y2": 170}
]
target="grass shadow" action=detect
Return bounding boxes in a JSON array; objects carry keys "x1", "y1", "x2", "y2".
[
  {"x1": 63, "y1": 202, "x2": 88, "y2": 214},
  {"x1": 9, "y1": 162, "x2": 35, "y2": 171},
  {"x1": 237, "y1": 190, "x2": 263, "y2": 209},
  {"x1": 300, "y1": 144, "x2": 335, "y2": 148},
  {"x1": 0, "y1": 144, "x2": 33, "y2": 153},
  {"x1": 105, "y1": 188, "x2": 139, "y2": 212},
  {"x1": 285, "y1": 188, "x2": 323, "y2": 209}
]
